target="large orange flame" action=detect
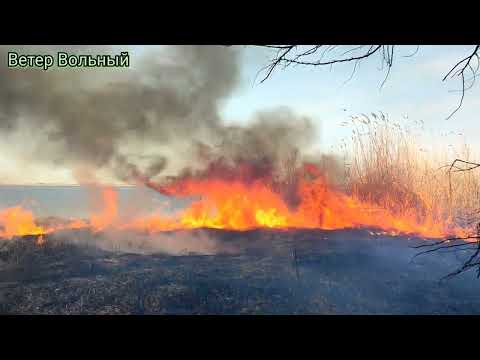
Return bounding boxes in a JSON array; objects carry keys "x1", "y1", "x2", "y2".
[
  {"x1": 130, "y1": 174, "x2": 466, "y2": 238},
  {"x1": 0, "y1": 206, "x2": 46, "y2": 238},
  {"x1": 0, "y1": 165, "x2": 471, "y2": 241}
]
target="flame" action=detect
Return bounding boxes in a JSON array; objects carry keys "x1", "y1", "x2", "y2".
[
  {"x1": 90, "y1": 187, "x2": 118, "y2": 232},
  {"x1": 128, "y1": 173, "x2": 466, "y2": 238},
  {"x1": 0, "y1": 164, "x2": 472, "y2": 241},
  {"x1": 0, "y1": 206, "x2": 46, "y2": 238},
  {"x1": 36, "y1": 234, "x2": 45, "y2": 246}
]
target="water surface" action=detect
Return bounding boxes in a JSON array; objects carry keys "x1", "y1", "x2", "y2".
[{"x1": 0, "y1": 185, "x2": 189, "y2": 219}]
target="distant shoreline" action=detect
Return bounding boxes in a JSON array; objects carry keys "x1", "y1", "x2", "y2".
[{"x1": 0, "y1": 184, "x2": 137, "y2": 188}]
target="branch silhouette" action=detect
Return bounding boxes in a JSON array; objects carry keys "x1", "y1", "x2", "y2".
[{"x1": 256, "y1": 45, "x2": 480, "y2": 119}]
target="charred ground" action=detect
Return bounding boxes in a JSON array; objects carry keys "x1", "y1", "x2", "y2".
[{"x1": 0, "y1": 228, "x2": 479, "y2": 315}]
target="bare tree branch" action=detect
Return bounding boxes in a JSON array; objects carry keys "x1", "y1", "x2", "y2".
[
  {"x1": 254, "y1": 45, "x2": 480, "y2": 120},
  {"x1": 402, "y1": 45, "x2": 420, "y2": 58},
  {"x1": 449, "y1": 159, "x2": 480, "y2": 173},
  {"x1": 256, "y1": 45, "x2": 385, "y2": 83},
  {"x1": 411, "y1": 157, "x2": 480, "y2": 279},
  {"x1": 257, "y1": 45, "x2": 296, "y2": 83},
  {"x1": 412, "y1": 234, "x2": 480, "y2": 279},
  {"x1": 442, "y1": 45, "x2": 480, "y2": 119}
]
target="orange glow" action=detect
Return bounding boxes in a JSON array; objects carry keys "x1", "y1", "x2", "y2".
[
  {"x1": 67, "y1": 219, "x2": 89, "y2": 230},
  {"x1": 0, "y1": 165, "x2": 472, "y2": 241},
  {"x1": 0, "y1": 206, "x2": 46, "y2": 238},
  {"x1": 90, "y1": 187, "x2": 118, "y2": 232},
  {"x1": 36, "y1": 234, "x2": 45, "y2": 246},
  {"x1": 126, "y1": 173, "x2": 467, "y2": 238}
]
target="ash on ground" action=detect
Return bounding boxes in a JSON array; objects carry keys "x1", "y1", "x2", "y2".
[{"x1": 1, "y1": 228, "x2": 479, "y2": 314}]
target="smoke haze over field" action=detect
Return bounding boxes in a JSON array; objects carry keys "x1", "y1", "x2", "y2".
[
  {"x1": 1, "y1": 46, "x2": 479, "y2": 250},
  {"x1": 49, "y1": 228, "x2": 238, "y2": 256},
  {"x1": 0, "y1": 45, "x2": 320, "y2": 185}
]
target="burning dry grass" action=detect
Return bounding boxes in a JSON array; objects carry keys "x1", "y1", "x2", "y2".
[
  {"x1": 341, "y1": 113, "x2": 480, "y2": 236},
  {"x1": 0, "y1": 113, "x2": 478, "y2": 243}
]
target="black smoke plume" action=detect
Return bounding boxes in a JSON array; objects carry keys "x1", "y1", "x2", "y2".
[{"x1": 0, "y1": 45, "x2": 325, "y2": 190}]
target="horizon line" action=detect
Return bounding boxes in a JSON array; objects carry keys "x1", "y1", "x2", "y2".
[{"x1": 0, "y1": 183, "x2": 138, "y2": 187}]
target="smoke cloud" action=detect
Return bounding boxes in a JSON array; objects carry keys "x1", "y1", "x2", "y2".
[
  {"x1": 50, "y1": 228, "x2": 238, "y2": 256},
  {"x1": 0, "y1": 45, "x2": 325, "y2": 187}
]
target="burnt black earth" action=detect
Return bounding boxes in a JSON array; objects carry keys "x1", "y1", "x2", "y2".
[{"x1": 0, "y1": 228, "x2": 479, "y2": 314}]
